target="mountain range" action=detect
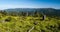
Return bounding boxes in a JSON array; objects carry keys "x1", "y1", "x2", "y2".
[{"x1": 1, "y1": 8, "x2": 60, "y2": 17}]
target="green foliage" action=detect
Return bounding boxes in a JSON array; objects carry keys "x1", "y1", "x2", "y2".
[
  {"x1": 0, "y1": 9, "x2": 60, "y2": 32},
  {"x1": 0, "y1": 15, "x2": 60, "y2": 32}
]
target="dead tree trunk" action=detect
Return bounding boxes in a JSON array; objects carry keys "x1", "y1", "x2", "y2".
[
  {"x1": 26, "y1": 12, "x2": 28, "y2": 16},
  {"x1": 28, "y1": 26, "x2": 34, "y2": 32},
  {"x1": 42, "y1": 15, "x2": 46, "y2": 20}
]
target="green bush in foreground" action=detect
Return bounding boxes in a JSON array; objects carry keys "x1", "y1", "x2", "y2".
[{"x1": 0, "y1": 16, "x2": 60, "y2": 32}]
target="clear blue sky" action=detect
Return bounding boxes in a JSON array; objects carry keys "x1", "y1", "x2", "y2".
[{"x1": 0, "y1": 0, "x2": 60, "y2": 9}]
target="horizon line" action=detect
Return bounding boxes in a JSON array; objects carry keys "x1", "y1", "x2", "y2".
[{"x1": 0, "y1": 7, "x2": 60, "y2": 10}]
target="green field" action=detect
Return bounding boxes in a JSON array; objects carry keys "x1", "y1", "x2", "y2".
[
  {"x1": 0, "y1": 15, "x2": 60, "y2": 32},
  {"x1": 0, "y1": 8, "x2": 60, "y2": 32}
]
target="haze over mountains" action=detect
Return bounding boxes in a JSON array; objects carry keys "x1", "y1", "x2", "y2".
[{"x1": 0, "y1": 8, "x2": 60, "y2": 17}]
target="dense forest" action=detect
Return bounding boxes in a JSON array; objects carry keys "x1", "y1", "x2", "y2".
[{"x1": 0, "y1": 8, "x2": 60, "y2": 32}]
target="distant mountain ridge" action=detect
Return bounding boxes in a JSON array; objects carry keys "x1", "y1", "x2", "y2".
[{"x1": 1, "y1": 8, "x2": 60, "y2": 16}]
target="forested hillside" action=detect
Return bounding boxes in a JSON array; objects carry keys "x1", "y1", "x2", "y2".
[{"x1": 1, "y1": 8, "x2": 60, "y2": 17}]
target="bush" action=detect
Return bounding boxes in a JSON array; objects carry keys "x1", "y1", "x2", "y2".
[{"x1": 5, "y1": 17, "x2": 12, "y2": 22}]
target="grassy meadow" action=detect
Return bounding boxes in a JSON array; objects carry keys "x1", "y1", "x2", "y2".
[
  {"x1": 0, "y1": 9, "x2": 60, "y2": 32},
  {"x1": 0, "y1": 15, "x2": 60, "y2": 32}
]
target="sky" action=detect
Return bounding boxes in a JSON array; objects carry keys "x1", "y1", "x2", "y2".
[{"x1": 0, "y1": 0, "x2": 60, "y2": 10}]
